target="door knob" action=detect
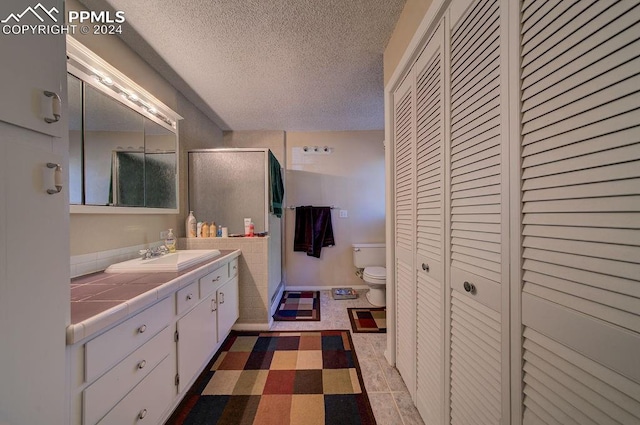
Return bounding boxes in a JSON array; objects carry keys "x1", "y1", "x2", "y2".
[
  {"x1": 422, "y1": 263, "x2": 429, "y2": 272},
  {"x1": 463, "y1": 281, "x2": 476, "y2": 294}
]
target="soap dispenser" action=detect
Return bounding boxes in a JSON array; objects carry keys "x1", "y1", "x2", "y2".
[{"x1": 165, "y1": 229, "x2": 176, "y2": 253}]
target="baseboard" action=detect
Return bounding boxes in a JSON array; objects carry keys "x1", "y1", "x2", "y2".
[
  {"x1": 232, "y1": 321, "x2": 273, "y2": 331},
  {"x1": 270, "y1": 284, "x2": 285, "y2": 317},
  {"x1": 284, "y1": 285, "x2": 370, "y2": 292}
]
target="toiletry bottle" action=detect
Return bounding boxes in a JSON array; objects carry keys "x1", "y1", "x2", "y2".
[
  {"x1": 202, "y1": 222, "x2": 210, "y2": 238},
  {"x1": 186, "y1": 211, "x2": 197, "y2": 238},
  {"x1": 244, "y1": 218, "x2": 251, "y2": 236},
  {"x1": 210, "y1": 222, "x2": 217, "y2": 237},
  {"x1": 165, "y1": 229, "x2": 176, "y2": 253},
  {"x1": 217, "y1": 225, "x2": 222, "y2": 237},
  {"x1": 197, "y1": 221, "x2": 203, "y2": 237},
  {"x1": 249, "y1": 222, "x2": 255, "y2": 237}
]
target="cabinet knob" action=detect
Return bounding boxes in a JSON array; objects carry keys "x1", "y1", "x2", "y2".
[
  {"x1": 138, "y1": 324, "x2": 147, "y2": 334},
  {"x1": 463, "y1": 281, "x2": 476, "y2": 294},
  {"x1": 186, "y1": 293, "x2": 193, "y2": 301},
  {"x1": 137, "y1": 360, "x2": 146, "y2": 369},
  {"x1": 422, "y1": 263, "x2": 430, "y2": 272},
  {"x1": 233, "y1": 265, "x2": 237, "y2": 270},
  {"x1": 138, "y1": 408, "x2": 148, "y2": 420}
]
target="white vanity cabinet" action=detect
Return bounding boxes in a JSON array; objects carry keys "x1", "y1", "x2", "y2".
[
  {"x1": 80, "y1": 298, "x2": 174, "y2": 425},
  {"x1": 176, "y1": 260, "x2": 239, "y2": 393},
  {"x1": 68, "y1": 253, "x2": 241, "y2": 425},
  {"x1": 217, "y1": 273, "x2": 239, "y2": 342}
]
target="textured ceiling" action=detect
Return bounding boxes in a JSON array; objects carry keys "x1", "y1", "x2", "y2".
[{"x1": 78, "y1": 0, "x2": 406, "y2": 131}]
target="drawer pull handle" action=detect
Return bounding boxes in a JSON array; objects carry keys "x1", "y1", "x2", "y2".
[
  {"x1": 186, "y1": 293, "x2": 193, "y2": 301},
  {"x1": 422, "y1": 263, "x2": 429, "y2": 272},
  {"x1": 138, "y1": 408, "x2": 148, "y2": 420},
  {"x1": 44, "y1": 90, "x2": 61, "y2": 123},
  {"x1": 211, "y1": 298, "x2": 217, "y2": 311},
  {"x1": 463, "y1": 281, "x2": 476, "y2": 294},
  {"x1": 138, "y1": 324, "x2": 147, "y2": 334},
  {"x1": 138, "y1": 360, "x2": 146, "y2": 369},
  {"x1": 212, "y1": 276, "x2": 221, "y2": 282},
  {"x1": 233, "y1": 265, "x2": 237, "y2": 270},
  {"x1": 220, "y1": 292, "x2": 225, "y2": 304},
  {"x1": 46, "y1": 163, "x2": 63, "y2": 194}
]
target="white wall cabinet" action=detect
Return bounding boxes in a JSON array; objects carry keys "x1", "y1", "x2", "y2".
[
  {"x1": 0, "y1": 1, "x2": 69, "y2": 423},
  {"x1": 388, "y1": 0, "x2": 640, "y2": 424},
  {"x1": 0, "y1": 0, "x2": 65, "y2": 138}
]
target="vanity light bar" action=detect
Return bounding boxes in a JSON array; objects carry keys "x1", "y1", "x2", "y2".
[
  {"x1": 67, "y1": 36, "x2": 182, "y2": 130},
  {"x1": 93, "y1": 71, "x2": 176, "y2": 128}
]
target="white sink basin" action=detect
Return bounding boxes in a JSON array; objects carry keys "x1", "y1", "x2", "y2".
[{"x1": 105, "y1": 249, "x2": 221, "y2": 273}]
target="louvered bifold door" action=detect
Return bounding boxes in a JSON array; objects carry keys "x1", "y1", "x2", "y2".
[
  {"x1": 448, "y1": 0, "x2": 509, "y2": 423},
  {"x1": 520, "y1": 0, "x2": 640, "y2": 423},
  {"x1": 414, "y1": 22, "x2": 446, "y2": 425},
  {"x1": 393, "y1": 74, "x2": 417, "y2": 398}
]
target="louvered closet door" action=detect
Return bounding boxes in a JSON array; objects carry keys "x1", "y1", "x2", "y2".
[
  {"x1": 414, "y1": 22, "x2": 446, "y2": 425},
  {"x1": 448, "y1": 0, "x2": 509, "y2": 423},
  {"x1": 393, "y1": 74, "x2": 416, "y2": 398},
  {"x1": 520, "y1": 0, "x2": 640, "y2": 423}
]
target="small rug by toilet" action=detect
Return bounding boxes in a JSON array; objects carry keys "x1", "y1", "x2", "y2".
[
  {"x1": 166, "y1": 330, "x2": 376, "y2": 425},
  {"x1": 347, "y1": 307, "x2": 386, "y2": 333},
  {"x1": 273, "y1": 291, "x2": 321, "y2": 321}
]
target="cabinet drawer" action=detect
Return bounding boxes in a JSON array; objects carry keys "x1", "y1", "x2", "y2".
[
  {"x1": 97, "y1": 355, "x2": 175, "y2": 425},
  {"x1": 199, "y1": 263, "x2": 229, "y2": 298},
  {"x1": 83, "y1": 327, "x2": 172, "y2": 425},
  {"x1": 176, "y1": 280, "x2": 199, "y2": 316},
  {"x1": 229, "y1": 258, "x2": 238, "y2": 278},
  {"x1": 85, "y1": 296, "x2": 172, "y2": 382}
]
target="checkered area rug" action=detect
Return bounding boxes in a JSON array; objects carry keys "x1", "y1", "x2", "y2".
[
  {"x1": 273, "y1": 291, "x2": 321, "y2": 321},
  {"x1": 347, "y1": 308, "x2": 386, "y2": 333},
  {"x1": 166, "y1": 331, "x2": 376, "y2": 425}
]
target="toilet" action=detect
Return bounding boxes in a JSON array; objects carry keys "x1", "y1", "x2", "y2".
[{"x1": 352, "y1": 243, "x2": 386, "y2": 306}]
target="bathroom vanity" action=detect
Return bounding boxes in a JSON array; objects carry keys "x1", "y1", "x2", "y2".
[{"x1": 66, "y1": 250, "x2": 240, "y2": 425}]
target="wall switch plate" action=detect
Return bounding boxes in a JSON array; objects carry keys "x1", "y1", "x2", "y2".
[
  {"x1": 160, "y1": 230, "x2": 169, "y2": 240},
  {"x1": 339, "y1": 210, "x2": 348, "y2": 218}
]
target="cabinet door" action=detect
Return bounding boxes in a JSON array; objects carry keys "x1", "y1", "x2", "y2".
[
  {"x1": 0, "y1": 0, "x2": 65, "y2": 137},
  {"x1": 177, "y1": 296, "x2": 217, "y2": 393},
  {"x1": 0, "y1": 126, "x2": 68, "y2": 422},
  {"x1": 414, "y1": 22, "x2": 446, "y2": 425},
  {"x1": 519, "y1": 0, "x2": 640, "y2": 423},
  {"x1": 393, "y1": 72, "x2": 417, "y2": 399},
  {"x1": 217, "y1": 276, "x2": 239, "y2": 342},
  {"x1": 448, "y1": 0, "x2": 509, "y2": 423}
]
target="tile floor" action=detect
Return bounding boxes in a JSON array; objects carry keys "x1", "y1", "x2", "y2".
[{"x1": 271, "y1": 290, "x2": 425, "y2": 425}]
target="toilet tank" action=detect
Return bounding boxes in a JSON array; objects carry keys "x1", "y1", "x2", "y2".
[{"x1": 352, "y1": 243, "x2": 386, "y2": 268}]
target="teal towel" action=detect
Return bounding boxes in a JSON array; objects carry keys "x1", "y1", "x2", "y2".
[{"x1": 269, "y1": 151, "x2": 284, "y2": 218}]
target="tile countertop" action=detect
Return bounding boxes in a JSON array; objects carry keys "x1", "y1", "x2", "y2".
[{"x1": 67, "y1": 249, "x2": 241, "y2": 345}]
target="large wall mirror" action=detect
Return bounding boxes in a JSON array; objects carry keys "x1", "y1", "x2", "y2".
[{"x1": 67, "y1": 37, "x2": 181, "y2": 213}]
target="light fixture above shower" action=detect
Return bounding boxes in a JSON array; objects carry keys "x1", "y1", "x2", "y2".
[{"x1": 302, "y1": 145, "x2": 333, "y2": 155}]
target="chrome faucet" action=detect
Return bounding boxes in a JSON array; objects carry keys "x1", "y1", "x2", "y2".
[{"x1": 138, "y1": 245, "x2": 169, "y2": 259}]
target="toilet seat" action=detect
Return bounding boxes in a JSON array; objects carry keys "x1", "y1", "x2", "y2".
[{"x1": 363, "y1": 266, "x2": 386, "y2": 284}]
